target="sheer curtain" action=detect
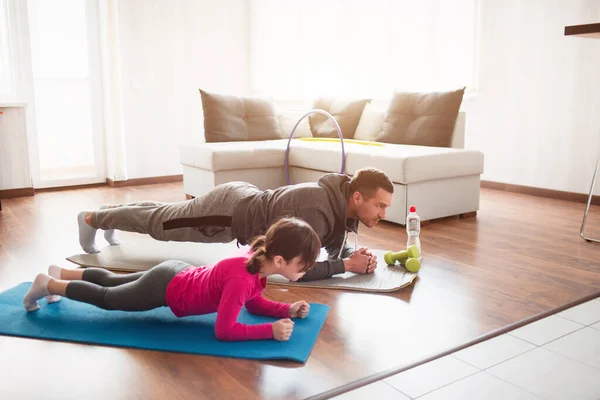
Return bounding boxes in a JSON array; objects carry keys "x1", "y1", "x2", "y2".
[
  {"x1": 249, "y1": 0, "x2": 478, "y2": 100},
  {"x1": 0, "y1": 0, "x2": 20, "y2": 101},
  {"x1": 98, "y1": 0, "x2": 128, "y2": 182}
]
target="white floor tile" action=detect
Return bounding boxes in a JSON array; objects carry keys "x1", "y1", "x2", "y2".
[
  {"x1": 452, "y1": 334, "x2": 535, "y2": 370},
  {"x1": 557, "y1": 299, "x2": 600, "y2": 325},
  {"x1": 487, "y1": 347, "x2": 600, "y2": 400},
  {"x1": 508, "y1": 315, "x2": 583, "y2": 345},
  {"x1": 418, "y1": 372, "x2": 540, "y2": 400},
  {"x1": 590, "y1": 321, "x2": 600, "y2": 331},
  {"x1": 544, "y1": 327, "x2": 600, "y2": 369},
  {"x1": 384, "y1": 356, "x2": 479, "y2": 398},
  {"x1": 331, "y1": 381, "x2": 409, "y2": 400}
]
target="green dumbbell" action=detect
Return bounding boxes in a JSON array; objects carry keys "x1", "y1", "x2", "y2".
[
  {"x1": 403, "y1": 257, "x2": 421, "y2": 273},
  {"x1": 384, "y1": 245, "x2": 420, "y2": 265}
]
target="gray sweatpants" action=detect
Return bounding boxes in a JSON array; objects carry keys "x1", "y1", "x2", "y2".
[
  {"x1": 91, "y1": 182, "x2": 260, "y2": 243},
  {"x1": 65, "y1": 260, "x2": 191, "y2": 311}
]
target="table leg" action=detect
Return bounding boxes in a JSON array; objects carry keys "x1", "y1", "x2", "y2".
[{"x1": 580, "y1": 153, "x2": 600, "y2": 242}]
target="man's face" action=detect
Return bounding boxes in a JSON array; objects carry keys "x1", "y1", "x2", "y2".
[{"x1": 353, "y1": 188, "x2": 393, "y2": 228}]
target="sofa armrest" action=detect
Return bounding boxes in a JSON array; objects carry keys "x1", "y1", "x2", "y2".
[
  {"x1": 179, "y1": 140, "x2": 289, "y2": 171},
  {"x1": 450, "y1": 111, "x2": 466, "y2": 149}
]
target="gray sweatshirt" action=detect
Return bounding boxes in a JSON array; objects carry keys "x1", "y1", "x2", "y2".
[{"x1": 232, "y1": 173, "x2": 358, "y2": 281}]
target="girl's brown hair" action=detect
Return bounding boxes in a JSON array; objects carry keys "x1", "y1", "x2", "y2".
[{"x1": 246, "y1": 217, "x2": 321, "y2": 274}]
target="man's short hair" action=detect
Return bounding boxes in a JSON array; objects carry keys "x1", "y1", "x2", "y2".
[{"x1": 348, "y1": 167, "x2": 394, "y2": 199}]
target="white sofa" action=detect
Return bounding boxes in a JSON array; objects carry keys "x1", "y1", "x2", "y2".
[{"x1": 179, "y1": 104, "x2": 484, "y2": 225}]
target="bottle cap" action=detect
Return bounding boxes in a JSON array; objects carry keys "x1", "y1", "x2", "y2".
[{"x1": 410, "y1": 206, "x2": 416, "y2": 213}]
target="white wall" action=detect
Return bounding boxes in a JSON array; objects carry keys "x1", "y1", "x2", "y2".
[
  {"x1": 117, "y1": 0, "x2": 249, "y2": 179},
  {"x1": 467, "y1": 0, "x2": 600, "y2": 195},
  {"x1": 125, "y1": 0, "x2": 600, "y2": 196}
]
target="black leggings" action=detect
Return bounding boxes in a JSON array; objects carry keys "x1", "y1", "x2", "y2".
[{"x1": 65, "y1": 260, "x2": 191, "y2": 311}]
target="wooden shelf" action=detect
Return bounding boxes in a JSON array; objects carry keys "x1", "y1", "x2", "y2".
[{"x1": 564, "y1": 22, "x2": 600, "y2": 39}]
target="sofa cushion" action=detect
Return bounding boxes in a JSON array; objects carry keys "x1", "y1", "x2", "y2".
[
  {"x1": 378, "y1": 88, "x2": 465, "y2": 147},
  {"x1": 353, "y1": 102, "x2": 386, "y2": 142},
  {"x1": 200, "y1": 89, "x2": 282, "y2": 142},
  {"x1": 179, "y1": 140, "x2": 288, "y2": 171},
  {"x1": 309, "y1": 97, "x2": 370, "y2": 139},
  {"x1": 278, "y1": 109, "x2": 313, "y2": 139},
  {"x1": 286, "y1": 139, "x2": 483, "y2": 184}
]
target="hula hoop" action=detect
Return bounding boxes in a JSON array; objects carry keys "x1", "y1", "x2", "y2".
[{"x1": 284, "y1": 109, "x2": 345, "y2": 185}]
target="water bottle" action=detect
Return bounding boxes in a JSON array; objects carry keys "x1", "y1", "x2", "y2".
[{"x1": 406, "y1": 205, "x2": 422, "y2": 261}]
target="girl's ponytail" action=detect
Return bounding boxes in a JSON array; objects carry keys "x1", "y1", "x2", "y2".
[{"x1": 246, "y1": 235, "x2": 267, "y2": 274}]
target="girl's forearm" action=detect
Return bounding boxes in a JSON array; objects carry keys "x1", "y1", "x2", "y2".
[
  {"x1": 245, "y1": 297, "x2": 290, "y2": 317},
  {"x1": 214, "y1": 322, "x2": 274, "y2": 341}
]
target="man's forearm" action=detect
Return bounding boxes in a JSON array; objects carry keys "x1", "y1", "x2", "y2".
[
  {"x1": 298, "y1": 259, "x2": 346, "y2": 281},
  {"x1": 340, "y1": 243, "x2": 355, "y2": 259}
]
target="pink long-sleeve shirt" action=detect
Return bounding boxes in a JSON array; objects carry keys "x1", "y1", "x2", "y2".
[{"x1": 165, "y1": 252, "x2": 291, "y2": 341}]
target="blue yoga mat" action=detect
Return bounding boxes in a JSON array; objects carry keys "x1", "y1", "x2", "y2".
[{"x1": 0, "y1": 283, "x2": 329, "y2": 363}]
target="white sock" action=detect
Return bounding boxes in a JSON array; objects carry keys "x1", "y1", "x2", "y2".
[
  {"x1": 23, "y1": 273, "x2": 51, "y2": 312},
  {"x1": 45, "y1": 265, "x2": 63, "y2": 304},
  {"x1": 99, "y1": 205, "x2": 121, "y2": 246},
  {"x1": 78, "y1": 211, "x2": 99, "y2": 254},
  {"x1": 48, "y1": 264, "x2": 62, "y2": 279}
]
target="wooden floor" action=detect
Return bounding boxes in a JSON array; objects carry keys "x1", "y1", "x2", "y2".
[{"x1": 1, "y1": 183, "x2": 600, "y2": 400}]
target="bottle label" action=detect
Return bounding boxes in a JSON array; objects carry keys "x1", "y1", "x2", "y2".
[{"x1": 408, "y1": 220, "x2": 419, "y2": 232}]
